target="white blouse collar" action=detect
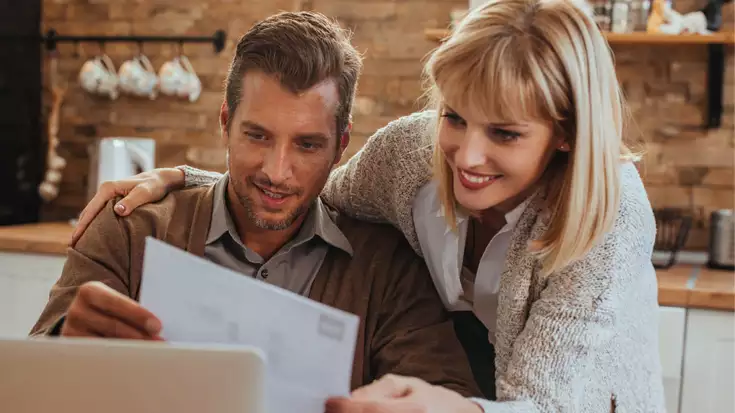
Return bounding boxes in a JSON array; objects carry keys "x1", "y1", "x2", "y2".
[{"x1": 436, "y1": 195, "x2": 532, "y2": 236}]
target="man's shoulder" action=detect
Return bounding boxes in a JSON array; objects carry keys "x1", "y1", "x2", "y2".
[
  {"x1": 326, "y1": 205, "x2": 437, "y2": 305},
  {"x1": 127, "y1": 186, "x2": 211, "y2": 219},
  {"x1": 111, "y1": 186, "x2": 213, "y2": 242},
  {"x1": 329, "y1": 208, "x2": 419, "y2": 261}
]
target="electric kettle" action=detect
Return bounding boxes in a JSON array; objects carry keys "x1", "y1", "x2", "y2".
[
  {"x1": 708, "y1": 209, "x2": 735, "y2": 270},
  {"x1": 87, "y1": 137, "x2": 156, "y2": 202}
]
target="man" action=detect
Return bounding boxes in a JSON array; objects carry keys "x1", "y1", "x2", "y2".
[{"x1": 30, "y1": 11, "x2": 479, "y2": 398}]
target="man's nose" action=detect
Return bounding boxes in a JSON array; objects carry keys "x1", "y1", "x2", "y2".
[{"x1": 261, "y1": 142, "x2": 293, "y2": 184}]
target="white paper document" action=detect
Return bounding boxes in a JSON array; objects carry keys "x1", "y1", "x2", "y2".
[{"x1": 139, "y1": 237, "x2": 360, "y2": 413}]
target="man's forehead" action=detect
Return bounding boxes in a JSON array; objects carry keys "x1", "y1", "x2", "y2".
[
  {"x1": 242, "y1": 72, "x2": 339, "y2": 107},
  {"x1": 238, "y1": 71, "x2": 339, "y2": 134}
]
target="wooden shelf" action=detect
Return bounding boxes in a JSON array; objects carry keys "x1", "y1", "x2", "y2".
[
  {"x1": 424, "y1": 27, "x2": 732, "y2": 129},
  {"x1": 425, "y1": 28, "x2": 735, "y2": 45},
  {"x1": 605, "y1": 32, "x2": 735, "y2": 45}
]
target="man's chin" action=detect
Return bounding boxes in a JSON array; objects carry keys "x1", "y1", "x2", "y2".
[{"x1": 250, "y1": 211, "x2": 297, "y2": 231}]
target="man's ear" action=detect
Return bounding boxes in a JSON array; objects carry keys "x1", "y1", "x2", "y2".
[
  {"x1": 334, "y1": 123, "x2": 352, "y2": 166},
  {"x1": 219, "y1": 101, "x2": 230, "y2": 146}
]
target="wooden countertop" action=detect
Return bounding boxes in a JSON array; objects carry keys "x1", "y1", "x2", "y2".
[
  {"x1": 0, "y1": 222, "x2": 733, "y2": 310},
  {"x1": 0, "y1": 222, "x2": 73, "y2": 255},
  {"x1": 657, "y1": 265, "x2": 735, "y2": 311}
]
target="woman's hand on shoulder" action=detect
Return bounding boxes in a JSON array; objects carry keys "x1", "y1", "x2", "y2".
[{"x1": 70, "y1": 168, "x2": 185, "y2": 246}]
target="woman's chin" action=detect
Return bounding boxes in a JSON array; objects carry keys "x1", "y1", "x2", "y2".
[{"x1": 453, "y1": 190, "x2": 503, "y2": 214}]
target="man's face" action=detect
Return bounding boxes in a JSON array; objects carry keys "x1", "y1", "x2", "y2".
[{"x1": 221, "y1": 71, "x2": 345, "y2": 230}]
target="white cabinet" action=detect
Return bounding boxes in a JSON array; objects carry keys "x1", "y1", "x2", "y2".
[
  {"x1": 659, "y1": 306, "x2": 687, "y2": 413},
  {"x1": 0, "y1": 251, "x2": 66, "y2": 337},
  {"x1": 680, "y1": 309, "x2": 735, "y2": 413}
]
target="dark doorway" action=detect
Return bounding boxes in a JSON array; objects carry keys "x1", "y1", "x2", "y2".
[{"x1": 0, "y1": 0, "x2": 43, "y2": 225}]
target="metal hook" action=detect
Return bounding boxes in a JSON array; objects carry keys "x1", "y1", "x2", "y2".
[
  {"x1": 44, "y1": 29, "x2": 58, "y2": 52},
  {"x1": 137, "y1": 40, "x2": 144, "y2": 56},
  {"x1": 213, "y1": 30, "x2": 226, "y2": 54},
  {"x1": 178, "y1": 40, "x2": 184, "y2": 56},
  {"x1": 98, "y1": 40, "x2": 106, "y2": 55},
  {"x1": 73, "y1": 40, "x2": 81, "y2": 58}
]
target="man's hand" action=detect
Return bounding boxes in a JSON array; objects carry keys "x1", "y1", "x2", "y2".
[
  {"x1": 325, "y1": 374, "x2": 484, "y2": 413},
  {"x1": 61, "y1": 281, "x2": 163, "y2": 340}
]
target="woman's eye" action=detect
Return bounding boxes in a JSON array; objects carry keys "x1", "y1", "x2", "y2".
[
  {"x1": 492, "y1": 128, "x2": 521, "y2": 142},
  {"x1": 441, "y1": 111, "x2": 466, "y2": 127}
]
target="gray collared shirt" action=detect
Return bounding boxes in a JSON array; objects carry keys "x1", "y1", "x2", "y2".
[{"x1": 204, "y1": 174, "x2": 353, "y2": 296}]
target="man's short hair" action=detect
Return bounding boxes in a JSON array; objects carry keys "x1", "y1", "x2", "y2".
[{"x1": 224, "y1": 11, "x2": 363, "y2": 137}]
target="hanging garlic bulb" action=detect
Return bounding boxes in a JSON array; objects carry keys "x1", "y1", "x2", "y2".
[{"x1": 39, "y1": 53, "x2": 68, "y2": 203}]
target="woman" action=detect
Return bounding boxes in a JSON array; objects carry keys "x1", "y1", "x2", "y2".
[{"x1": 71, "y1": 0, "x2": 665, "y2": 411}]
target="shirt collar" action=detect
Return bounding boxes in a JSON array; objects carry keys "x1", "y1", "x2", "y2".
[
  {"x1": 206, "y1": 173, "x2": 353, "y2": 256},
  {"x1": 310, "y1": 196, "x2": 354, "y2": 256},
  {"x1": 503, "y1": 196, "x2": 532, "y2": 229},
  {"x1": 205, "y1": 173, "x2": 232, "y2": 245}
]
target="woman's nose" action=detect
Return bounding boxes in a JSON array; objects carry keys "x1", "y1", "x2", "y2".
[{"x1": 454, "y1": 128, "x2": 489, "y2": 169}]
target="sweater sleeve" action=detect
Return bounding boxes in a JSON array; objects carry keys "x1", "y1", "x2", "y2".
[
  {"x1": 477, "y1": 239, "x2": 630, "y2": 412},
  {"x1": 29, "y1": 200, "x2": 132, "y2": 336},
  {"x1": 321, "y1": 111, "x2": 435, "y2": 235},
  {"x1": 470, "y1": 164, "x2": 658, "y2": 412},
  {"x1": 177, "y1": 165, "x2": 223, "y2": 188}
]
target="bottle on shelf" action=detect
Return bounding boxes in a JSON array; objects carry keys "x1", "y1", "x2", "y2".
[
  {"x1": 628, "y1": 0, "x2": 652, "y2": 32},
  {"x1": 611, "y1": 0, "x2": 631, "y2": 33},
  {"x1": 592, "y1": 0, "x2": 613, "y2": 31}
]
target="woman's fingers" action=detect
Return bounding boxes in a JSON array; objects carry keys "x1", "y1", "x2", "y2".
[
  {"x1": 327, "y1": 375, "x2": 481, "y2": 413},
  {"x1": 70, "y1": 179, "x2": 137, "y2": 246},
  {"x1": 325, "y1": 398, "x2": 423, "y2": 413},
  {"x1": 69, "y1": 169, "x2": 181, "y2": 247},
  {"x1": 112, "y1": 182, "x2": 157, "y2": 217},
  {"x1": 350, "y1": 375, "x2": 417, "y2": 400}
]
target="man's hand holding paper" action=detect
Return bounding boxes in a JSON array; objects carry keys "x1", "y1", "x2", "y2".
[
  {"x1": 61, "y1": 281, "x2": 163, "y2": 341},
  {"x1": 139, "y1": 237, "x2": 360, "y2": 413}
]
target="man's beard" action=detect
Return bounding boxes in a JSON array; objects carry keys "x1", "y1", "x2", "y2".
[{"x1": 231, "y1": 175, "x2": 307, "y2": 231}]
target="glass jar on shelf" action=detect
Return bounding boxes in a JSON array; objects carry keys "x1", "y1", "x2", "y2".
[
  {"x1": 626, "y1": 0, "x2": 652, "y2": 32},
  {"x1": 611, "y1": 0, "x2": 631, "y2": 33},
  {"x1": 637, "y1": 0, "x2": 652, "y2": 32},
  {"x1": 592, "y1": 0, "x2": 613, "y2": 31}
]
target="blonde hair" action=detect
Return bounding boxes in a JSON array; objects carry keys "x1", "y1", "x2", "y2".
[{"x1": 424, "y1": 0, "x2": 640, "y2": 275}]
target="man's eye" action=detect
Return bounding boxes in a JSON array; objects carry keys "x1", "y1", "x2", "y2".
[
  {"x1": 246, "y1": 132, "x2": 266, "y2": 141},
  {"x1": 299, "y1": 141, "x2": 321, "y2": 150}
]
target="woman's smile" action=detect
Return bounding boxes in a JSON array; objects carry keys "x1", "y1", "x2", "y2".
[{"x1": 457, "y1": 169, "x2": 502, "y2": 190}]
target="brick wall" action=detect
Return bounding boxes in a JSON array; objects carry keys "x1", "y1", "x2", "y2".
[
  {"x1": 40, "y1": 0, "x2": 464, "y2": 220},
  {"x1": 41, "y1": 0, "x2": 734, "y2": 250},
  {"x1": 617, "y1": 0, "x2": 735, "y2": 249}
]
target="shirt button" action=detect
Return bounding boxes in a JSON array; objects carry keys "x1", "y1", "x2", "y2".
[{"x1": 260, "y1": 269, "x2": 269, "y2": 279}]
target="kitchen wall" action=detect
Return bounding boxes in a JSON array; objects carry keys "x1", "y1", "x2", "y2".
[
  {"x1": 40, "y1": 0, "x2": 465, "y2": 221},
  {"x1": 41, "y1": 0, "x2": 733, "y2": 250},
  {"x1": 620, "y1": 0, "x2": 734, "y2": 249}
]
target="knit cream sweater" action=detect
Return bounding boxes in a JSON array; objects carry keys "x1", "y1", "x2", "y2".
[{"x1": 182, "y1": 110, "x2": 666, "y2": 412}]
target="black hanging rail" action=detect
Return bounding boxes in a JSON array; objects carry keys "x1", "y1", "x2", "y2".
[
  {"x1": 40, "y1": 29, "x2": 227, "y2": 54},
  {"x1": 706, "y1": 43, "x2": 725, "y2": 129}
]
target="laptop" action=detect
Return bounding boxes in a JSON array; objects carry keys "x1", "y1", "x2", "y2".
[{"x1": 0, "y1": 337, "x2": 265, "y2": 413}]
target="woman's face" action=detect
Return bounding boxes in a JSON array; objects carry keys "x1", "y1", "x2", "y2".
[{"x1": 437, "y1": 104, "x2": 566, "y2": 214}]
